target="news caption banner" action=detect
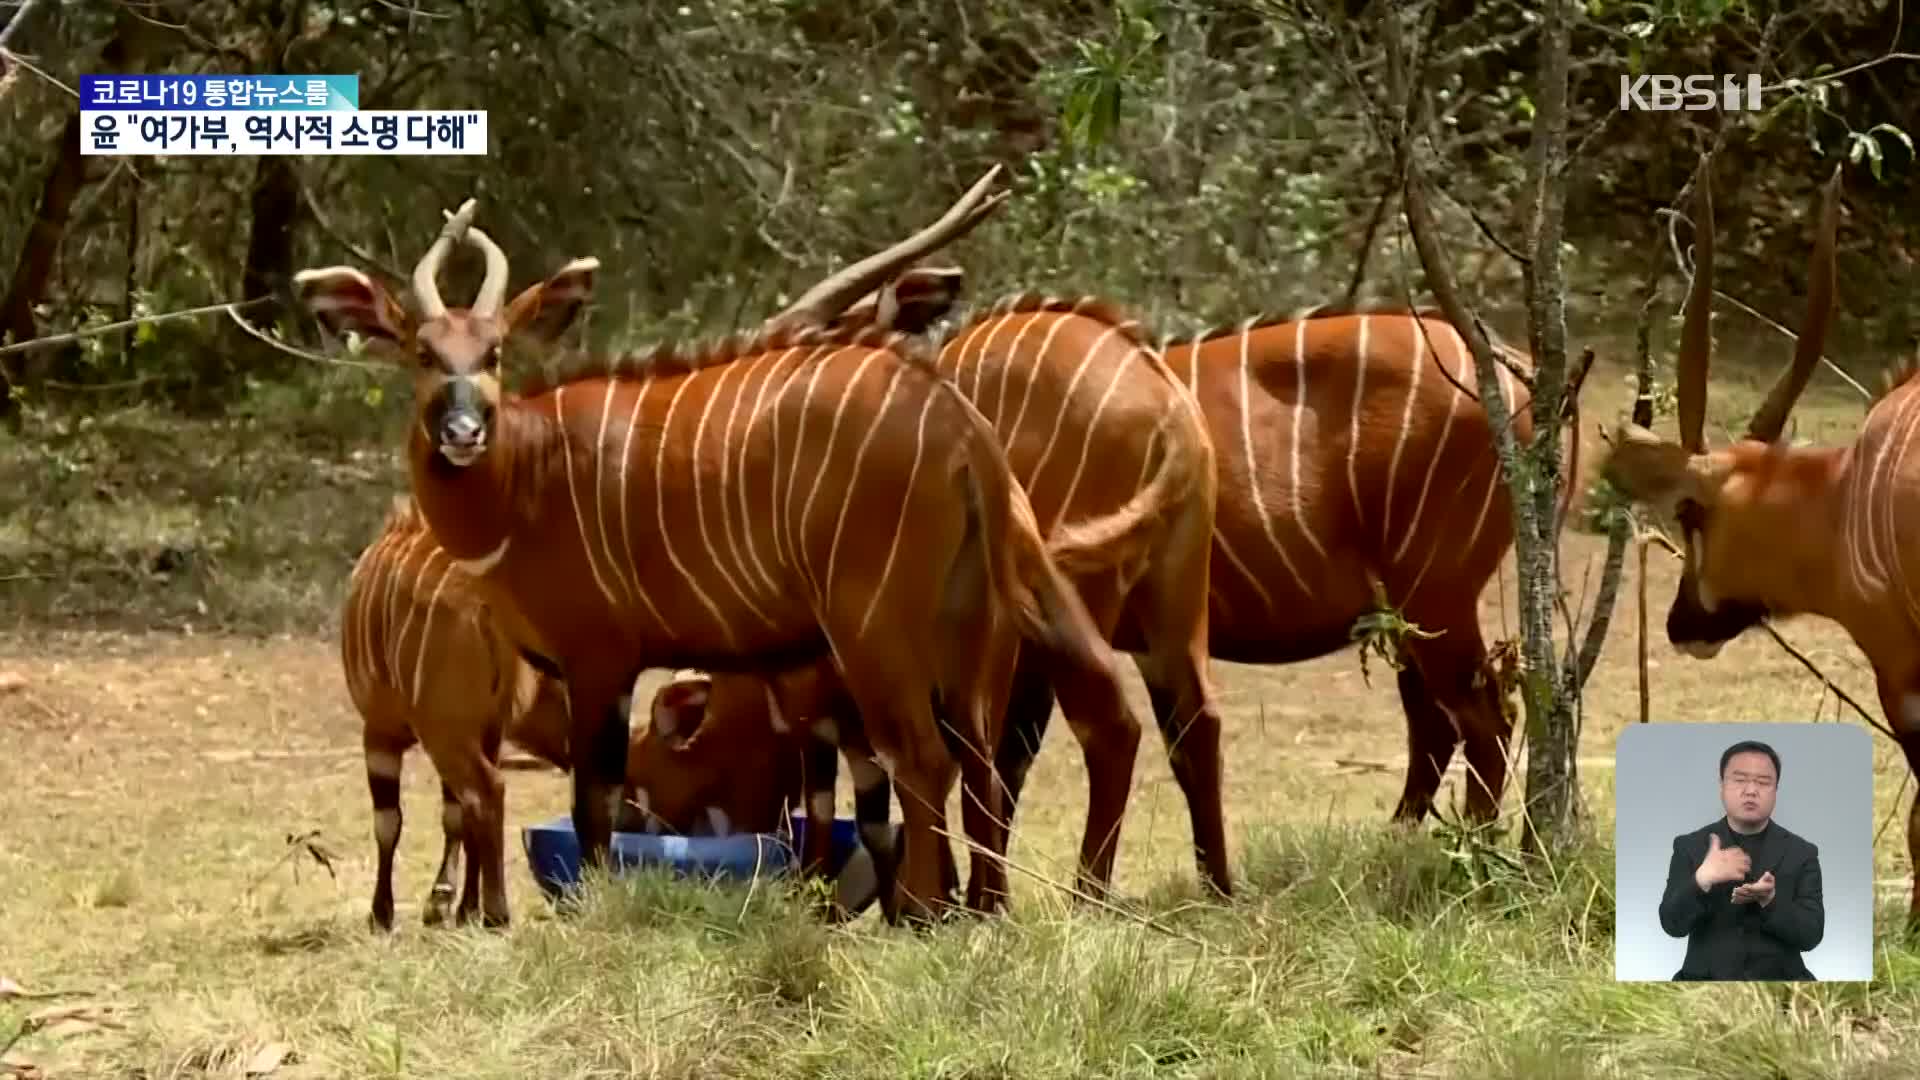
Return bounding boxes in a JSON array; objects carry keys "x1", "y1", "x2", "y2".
[{"x1": 79, "y1": 75, "x2": 487, "y2": 156}]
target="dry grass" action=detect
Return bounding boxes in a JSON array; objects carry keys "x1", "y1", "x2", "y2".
[{"x1": 4, "y1": 325, "x2": 1920, "y2": 1077}]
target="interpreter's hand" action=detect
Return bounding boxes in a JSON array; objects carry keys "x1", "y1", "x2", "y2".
[
  {"x1": 1695, "y1": 833, "x2": 1753, "y2": 892},
  {"x1": 1732, "y1": 871, "x2": 1776, "y2": 907}
]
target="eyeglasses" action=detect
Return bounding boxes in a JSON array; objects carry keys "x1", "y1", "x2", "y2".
[{"x1": 1722, "y1": 773, "x2": 1776, "y2": 791}]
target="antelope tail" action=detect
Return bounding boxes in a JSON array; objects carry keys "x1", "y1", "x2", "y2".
[
  {"x1": 941, "y1": 380, "x2": 1115, "y2": 678},
  {"x1": 1043, "y1": 407, "x2": 1204, "y2": 577}
]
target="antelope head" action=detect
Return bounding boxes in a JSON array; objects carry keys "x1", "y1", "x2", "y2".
[
  {"x1": 830, "y1": 263, "x2": 969, "y2": 336},
  {"x1": 1603, "y1": 156, "x2": 1843, "y2": 657},
  {"x1": 291, "y1": 199, "x2": 598, "y2": 468}
]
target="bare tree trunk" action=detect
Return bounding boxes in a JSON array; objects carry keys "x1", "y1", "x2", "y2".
[
  {"x1": 1512, "y1": 0, "x2": 1579, "y2": 847},
  {"x1": 197, "y1": 0, "x2": 308, "y2": 410},
  {"x1": 0, "y1": 112, "x2": 88, "y2": 423},
  {"x1": 1377, "y1": 0, "x2": 1585, "y2": 850}
]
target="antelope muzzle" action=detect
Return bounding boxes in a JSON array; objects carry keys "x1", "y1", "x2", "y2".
[
  {"x1": 1665, "y1": 572, "x2": 1767, "y2": 659},
  {"x1": 431, "y1": 376, "x2": 494, "y2": 467}
]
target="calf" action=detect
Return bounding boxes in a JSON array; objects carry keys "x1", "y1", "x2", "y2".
[
  {"x1": 630, "y1": 669, "x2": 955, "y2": 919},
  {"x1": 344, "y1": 495, "x2": 584, "y2": 930}
]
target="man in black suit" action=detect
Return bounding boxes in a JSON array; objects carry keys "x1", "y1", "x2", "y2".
[{"x1": 1658, "y1": 739, "x2": 1825, "y2": 981}]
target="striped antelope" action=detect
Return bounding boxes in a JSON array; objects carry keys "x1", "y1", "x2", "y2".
[
  {"x1": 635, "y1": 288, "x2": 1227, "y2": 908},
  {"x1": 344, "y1": 494, "x2": 575, "y2": 930},
  {"x1": 635, "y1": 670, "x2": 947, "y2": 921},
  {"x1": 838, "y1": 270, "x2": 1585, "y2": 834},
  {"x1": 1606, "y1": 164, "x2": 1920, "y2": 916},
  {"x1": 291, "y1": 185, "x2": 1148, "y2": 922}
]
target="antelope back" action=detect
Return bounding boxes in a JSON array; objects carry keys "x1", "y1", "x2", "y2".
[{"x1": 340, "y1": 496, "x2": 518, "y2": 729}]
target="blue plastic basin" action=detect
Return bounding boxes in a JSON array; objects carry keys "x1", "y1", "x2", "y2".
[{"x1": 523, "y1": 813, "x2": 864, "y2": 903}]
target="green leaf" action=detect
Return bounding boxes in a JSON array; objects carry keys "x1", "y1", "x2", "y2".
[
  {"x1": 133, "y1": 320, "x2": 158, "y2": 347},
  {"x1": 363, "y1": 384, "x2": 383, "y2": 409}
]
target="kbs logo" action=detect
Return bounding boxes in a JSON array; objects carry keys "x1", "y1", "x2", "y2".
[{"x1": 1618, "y1": 73, "x2": 1763, "y2": 112}]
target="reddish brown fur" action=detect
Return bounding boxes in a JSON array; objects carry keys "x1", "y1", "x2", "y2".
[
  {"x1": 1601, "y1": 164, "x2": 1920, "y2": 922},
  {"x1": 822, "y1": 283, "x2": 1583, "y2": 828},
  {"x1": 631, "y1": 668, "x2": 959, "y2": 919},
  {"x1": 1146, "y1": 305, "x2": 1583, "y2": 822},
  {"x1": 294, "y1": 221, "x2": 1141, "y2": 922},
  {"x1": 625, "y1": 672, "x2": 806, "y2": 839},
  {"x1": 627, "y1": 291, "x2": 1230, "y2": 904},
  {"x1": 343, "y1": 495, "x2": 573, "y2": 931}
]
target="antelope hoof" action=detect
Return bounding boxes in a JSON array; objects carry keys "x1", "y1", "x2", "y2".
[
  {"x1": 423, "y1": 886, "x2": 456, "y2": 927},
  {"x1": 368, "y1": 910, "x2": 395, "y2": 935}
]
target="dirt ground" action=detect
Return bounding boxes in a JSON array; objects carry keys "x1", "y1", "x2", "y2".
[{"x1": 5, "y1": 351, "x2": 1920, "y2": 1076}]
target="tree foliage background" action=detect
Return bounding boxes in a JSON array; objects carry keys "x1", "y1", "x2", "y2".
[
  {"x1": 3, "y1": 1, "x2": 1915, "y2": 403},
  {"x1": 0, "y1": 0, "x2": 1915, "y2": 633}
]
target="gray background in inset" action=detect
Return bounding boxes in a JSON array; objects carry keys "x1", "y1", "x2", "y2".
[{"x1": 1614, "y1": 722, "x2": 1875, "y2": 982}]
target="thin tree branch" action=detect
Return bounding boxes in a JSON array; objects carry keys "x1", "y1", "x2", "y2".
[{"x1": 0, "y1": 297, "x2": 275, "y2": 356}]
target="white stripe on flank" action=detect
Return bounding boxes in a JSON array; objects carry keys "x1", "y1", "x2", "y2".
[
  {"x1": 1462, "y1": 364, "x2": 1513, "y2": 557},
  {"x1": 800, "y1": 350, "x2": 884, "y2": 602},
  {"x1": 825, "y1": 366, "x2": 906, "y2": 624},
  {"x1": 555, "y1": 385, "x2": 627, "y2": 622},
  {"x1": 1396, "y1": 320, "x2": 1458, "y2": 564},
  {"x1": 1002, "y1": 314, "x2": 1079, "y2": 449},
  {"x1": 1239, "y1": 322, "x2": 1312, "y2": 598},
  {"x1": 1049, "y1": 329, "x2": 1133, "y2": 534},
  {"x1": 1026, "y1": 324, "x2": 1124, "y2": 530},
  {"x1": 654, "y1": 372, "x2": 737, "y2": 646},
  {"x1": 764, "y1": 350, "x2": 818, "y2": 596},
  {"x1": 388, "y1": 538, "x2": 433, "y2": 688},
  {"x1": 1290, "y1": 319, "x2": 1328, "y2": 561},
  {"x1": 691, "y1": 358, "x2": 778, "y2": 631},
  {"x1": 410, "y1": 558, "x2": 457, "y2": 705},
  {"x1": 1382, "y1": 323, "x2": 1425, "y2": 549},
  {"x1": 987, "y1": 315, "x2": 1049, "y2": 441},
  {"x1": 1346, "y1": 316, "x2": 1372, "y2": 532},
  {"x1": 593, "y1": 381, "x2": 643, "y2": 612},
  {"x1": 737, "y1": 349, "x2": 809, "y2": 602},
  {"x1": 610, "y1": 380, "x2": 670, "y2": 634},
  {"x1": 383, "y1": 530, "x2": 429, "y2": 682},
  {"x1": 861, "y1": 393, "x2": 936, "y2": 638}
]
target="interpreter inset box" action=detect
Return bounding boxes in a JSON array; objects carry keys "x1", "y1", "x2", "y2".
[{"x1": 1613, "y1": 722, "x2": 1873, "y2": 982}]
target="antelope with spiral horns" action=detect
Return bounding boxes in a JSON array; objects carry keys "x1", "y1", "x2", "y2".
[
  {"x1": 1603, "y1": 158, "x2": 1920, "y2": 919},
  {"x1": 630, "y1": 276, "x2": 1227, "y2": 906},
  {"x1": 292, "y1": 171, "x2": 1146, "y2": 922},
  {"x1": 820, "y1": 265, "x2": 1586, "y2": 836}
]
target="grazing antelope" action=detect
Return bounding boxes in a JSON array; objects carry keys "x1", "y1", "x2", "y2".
[
  {"x1": 344, "y1": 494, "x2": 575, "y2": 931},
  {"x1": 635, "y1": 669, "x2": 951, "y2": 920},
  {"x1": 291, "y1": 178, "x2": 1147, "y2": 923},
  {"x1": 833, "y1": 269, "x2": 1585, "y2": 836},
  {"x1": 632, "y1": 284, "x2": 1227, "y2": 907},
  {"x1": 1606, "y1": 163, "x2": 1920, "y2": 918},
  {"x1": 629, "y1": 668, "x2": 921, "y2": 910}
]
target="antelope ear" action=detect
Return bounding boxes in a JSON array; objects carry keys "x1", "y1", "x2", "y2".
[
  {"x1": 503, "y1": 256, "x2": 599, "y2": 344},
  {"x1": 648, "y1": 673, "x2": 710, "y2": 740},
  {"x1": 880, "y1": 265, "x2": 965, "y2": 333},
  {"x1": 291, "y1": 266, "x2": 412, "y2": 350},
  {"x1": 838, "y1": 266, "x2": 964, "y2": 335},
  {"x1": 1603, "y1": 424, "x2": 1720, "y2": 510}
]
